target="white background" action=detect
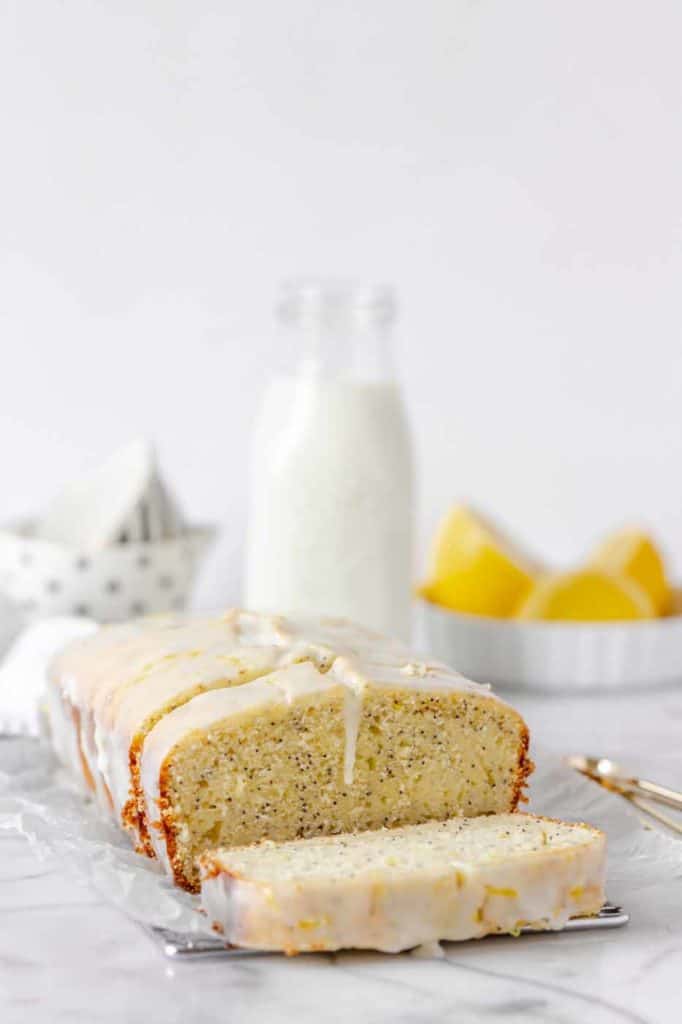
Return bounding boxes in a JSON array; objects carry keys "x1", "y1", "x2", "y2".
[{"x1": 2, "y1": 1, "x2": 682, "y2": 607}]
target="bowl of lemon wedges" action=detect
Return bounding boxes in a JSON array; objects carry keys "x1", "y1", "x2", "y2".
[{"x1": 417, "y1": 505, "x2": 681, "y2": 691}]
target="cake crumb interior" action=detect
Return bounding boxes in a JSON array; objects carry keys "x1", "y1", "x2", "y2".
[{"x1": 163, "y1": 687, "x2": 526, "y2": 889}]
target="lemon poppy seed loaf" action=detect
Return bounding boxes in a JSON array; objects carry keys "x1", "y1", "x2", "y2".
[{"x1": 48, "y1": 610, "x2": 532, "y2": 892}]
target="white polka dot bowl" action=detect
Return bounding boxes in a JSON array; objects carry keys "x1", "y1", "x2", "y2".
[{"x1": 0, "y1": 521, "x2": 217, "y2": 624}]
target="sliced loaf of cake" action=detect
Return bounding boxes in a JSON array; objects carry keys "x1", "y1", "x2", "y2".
[
  {"x1": 47, "y1": 610, "x2": 532, "y2": 892},
  {"x1": 199, "y1": 814, "x2": 605, "y2": 953}
]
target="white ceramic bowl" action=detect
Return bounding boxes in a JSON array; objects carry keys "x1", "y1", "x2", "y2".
[
  {"x1": 0, "y1": 521, "x2": 216, "y2": 625},
  {"x1": 417, "y1": 598, "x2": 682, "y2": 692}
]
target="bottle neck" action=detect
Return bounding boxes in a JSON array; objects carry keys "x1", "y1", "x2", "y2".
[
  {"x1": 298, "y1": 320, "x2": 393, "y2": 381},
  {"x1": 278, "y1": 281, "x2": 396, "y2": 382}
]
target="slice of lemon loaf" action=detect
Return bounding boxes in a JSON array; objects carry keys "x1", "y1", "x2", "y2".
[
  {"x1": 47, "y1": 611, "x2": 403, "y2": 853},
  {"x1": 199, "y1": 814, "x2": 605, "y2": 953}
]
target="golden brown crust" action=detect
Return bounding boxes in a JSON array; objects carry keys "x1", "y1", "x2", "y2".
[
  {"x1": 120, "y1": 794, "x2": 139, "y2": 837},
  {"x1": 197, "y1": 854, "x2": 225, "y2": 881},
  {"x1": 198, "y1": 857, "x2": 243, "y2": 882},
  {"x1": 122, "y1": 737, "x2": 157, "y2": 858},
  {"x1": 157, "y1": 757, "x2": 199, "y2": 893},
  {"x1": 509, "y1": 721, "x2": 534, "y2": 811}
]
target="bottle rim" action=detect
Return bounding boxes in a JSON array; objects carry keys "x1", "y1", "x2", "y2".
[{"x1": 277, "y1": 279, "x2": 396, "y2": 328}]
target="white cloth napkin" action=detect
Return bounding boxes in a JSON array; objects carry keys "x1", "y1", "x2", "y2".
[
  {"x1": 0, "y1": 591, "x2": 23, "y2": 654},
  {"x1": 0, "y1": 616, "x2": 98, "y2": 736}
]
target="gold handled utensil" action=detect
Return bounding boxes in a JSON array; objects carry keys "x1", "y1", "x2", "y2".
[{"x1": 567, "y1": 755, "x2": 682, "y2": 835}]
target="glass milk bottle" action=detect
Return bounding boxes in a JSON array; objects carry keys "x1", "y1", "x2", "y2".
[{"x1": 245, "y1": 281, "x2": 414, "y2": 641}]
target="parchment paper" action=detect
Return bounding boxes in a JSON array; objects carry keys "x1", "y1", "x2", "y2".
[{"x1": 1, "y1": 737, "x2": 679, "y2": 939}]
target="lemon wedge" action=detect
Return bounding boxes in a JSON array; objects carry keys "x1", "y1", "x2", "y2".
[
  {"x1": 516, "y1": 569, "x2": 655, "y2": 621},
  {"x1": 589, "y1": 528, "x2": 670, "y2": 615},
  {"x1": 419, "y1": 505, "x2": 538, "y2": 617}
]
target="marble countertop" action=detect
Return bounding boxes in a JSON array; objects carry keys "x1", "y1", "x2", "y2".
[{"x1": 1, "y1": 687, "x2": 681, "y2": 1024}]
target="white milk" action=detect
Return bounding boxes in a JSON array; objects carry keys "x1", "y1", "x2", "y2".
[{"x1": 245, "y1": 356, "x2": 414, "y2": 640}]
